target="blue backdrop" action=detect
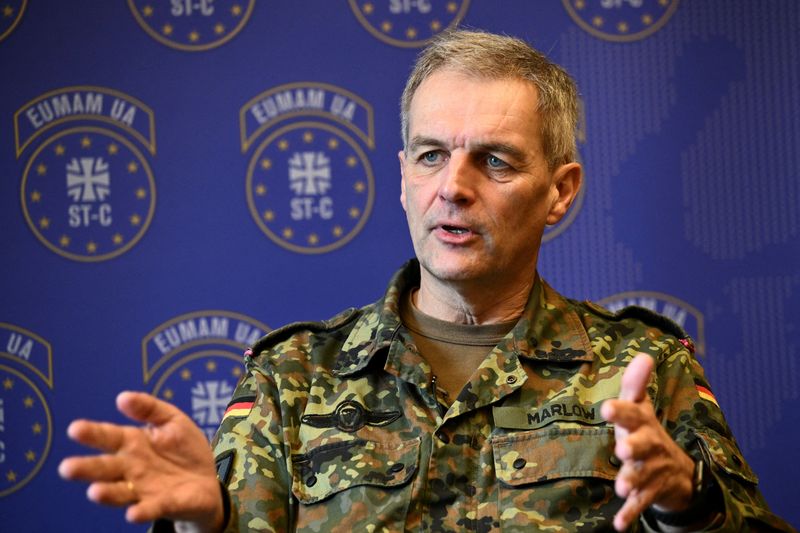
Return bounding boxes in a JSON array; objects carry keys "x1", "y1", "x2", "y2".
[{"x1": 1, "y1": 1, "x2": 798, "y2": 530}]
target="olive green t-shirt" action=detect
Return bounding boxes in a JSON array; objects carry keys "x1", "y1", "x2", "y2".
[{"x1": 400, "y1": 291, "x2": 516, "y2": 403}]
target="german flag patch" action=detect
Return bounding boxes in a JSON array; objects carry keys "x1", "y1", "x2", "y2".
[
  {"x1": 695, "y1": 381, "x2": 720, "y2": 408},
  {"x1": 222, "y1": 395, "x2": 256, "y2": 421}
]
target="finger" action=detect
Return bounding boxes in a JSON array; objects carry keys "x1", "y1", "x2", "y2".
[
  {"x1": 618, "y1": 425, "x2": 664, "y2": 462},
  {"x1": 619, "y1": 353, "x2": 654, "y2": 402},
  {"x1": 601, "y1": 399, "x2": 646, "y2": 431},
  {"x1": 614, "y1": 459, "x2": 643, "y2": 498},
  {"x1": 87, "y1": 479, "x2": 138, "y2": 507},
  {"x1": 59, "y1": 454, "x2": 125, "y2": 482},
  {"x1": 614, "y1": 487, "x2": 651, "y2": 532},
  {"x1": 116, "y1": 391, "x2": 182, "y2": 427},
  {"x1": 125, "y1": 499, "x2": 164, "y2": 524},
  {"x1": 614, "y1": 437, "x2": 634, "y2": 464},
  {"x1": 67, "y1": 419, "x2": 127, "y2": 453}
]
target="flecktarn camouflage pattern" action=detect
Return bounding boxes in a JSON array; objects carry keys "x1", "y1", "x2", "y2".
[{"x1": 210, "y1": 260, "x2": 793, "y2": 532}]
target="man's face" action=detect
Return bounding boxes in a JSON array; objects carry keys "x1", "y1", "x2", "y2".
[{"x1": 399, "y1": 69, "x2": 580, "y2": 290}]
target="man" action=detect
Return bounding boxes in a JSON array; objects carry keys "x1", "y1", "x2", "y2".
[{"x1": 59, "y1": 30, "x2": 792, "y2": 532}]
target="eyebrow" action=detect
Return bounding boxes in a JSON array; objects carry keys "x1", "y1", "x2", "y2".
[
  {"x1": 472, "y1": 141, "x2": 526, "y2": 162},
  {"x1": 407, "y1": 135, "x2": 526, "y2": 162},
  {"x1": 407, "y1": 136, "x2": 445, "y2": 153}
]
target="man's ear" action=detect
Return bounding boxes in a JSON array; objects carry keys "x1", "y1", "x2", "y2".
[
  {"x1": 546, "y1": 162, "x2": 582, "y2": 225},
  {"x1": 398, "y1": 150, "x2": 408, "y2": 212}
]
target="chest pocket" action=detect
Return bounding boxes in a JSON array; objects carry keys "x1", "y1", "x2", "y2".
[
  {"x1": 492, "y1": 427, "x2": 620, "y2": 530},
  {"x1": 290, "y1": 437, "x2": 420, "y2": 530}
]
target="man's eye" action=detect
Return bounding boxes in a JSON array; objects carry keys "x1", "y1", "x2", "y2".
[
  {"x1": 422, "y1": 151, "x2": 440, "y2": 163},
  {"x1": 486, "y1": 155, "x2": 507, "y2": 169}
]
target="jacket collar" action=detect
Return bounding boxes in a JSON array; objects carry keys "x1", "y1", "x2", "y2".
[
  {"x1": 333, "y1": 260, "x2": 593, "y2": 377},
  {"x1": 333, "y1": 260, "x2": 417, "y2": 376},
  {"x1": 512, "y1": 277, "x2": 594, "y2": 362}
]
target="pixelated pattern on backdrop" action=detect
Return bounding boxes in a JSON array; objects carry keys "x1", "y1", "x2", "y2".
[{"x1": 1, "y1": 1, "x2": 797, "y2": 530}]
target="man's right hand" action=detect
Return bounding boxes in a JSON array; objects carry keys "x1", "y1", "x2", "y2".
[{"x1": 58, "y1": 391, "x2": 224, "y2": 533}]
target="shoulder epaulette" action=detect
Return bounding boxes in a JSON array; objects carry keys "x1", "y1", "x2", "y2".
[
  {"x1": 614, "y1": 305, "x2": 694, "y2": 350},
  {"x1": 582, "y1": 300, "x2": 616, "y2": 319},
  {"x1": 249, "y1": 307, "x2": 360, "y2": 355},
  {"x1": 582, "y1": 301, "x2": 694, "y2": 353}
]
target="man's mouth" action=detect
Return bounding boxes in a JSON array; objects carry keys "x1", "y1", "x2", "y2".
[{"x1": 442, "y1": 225, "x2": 468, "y2": 234}]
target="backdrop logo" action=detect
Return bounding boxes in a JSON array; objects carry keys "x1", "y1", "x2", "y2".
[
  {"x1": 240, "y1": 82, "x2": 376, "y2": 254},
  {"x1": 562, "y1": 0, "x2": 679, "y2": 42},
  {"x1": 0, "y1": 0, "x2": 26, "y2": 42},
  {"x1": 14, "y1": 87, "x2": 157, "y2": 262},
  {"x1": 128, "y1": 0, "x2": 255, "y2": 52},
  {"x1": 0, "y1": 323, "x2": 53, "y2": 498},
  {"x1": 142, "y1": 311, "x2": 270, "y2": 441},
  {"x1": 349, "y1": 0, "x2": 469, "y2": 48},
  {"x1": 598, "y1": 291, "x2": 705, "y2": 355}
]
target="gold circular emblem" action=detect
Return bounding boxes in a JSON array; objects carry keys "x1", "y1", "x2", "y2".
[
  {"x1": 349, "y1": 0, "x2": 470, "y2": 48},
  {"x1": 562, "y1": 0, "x2": 680, "y2": 42},
  {"x1": 20, "y1": 127, "x2": 156, "y2": 262},
  {"x1": 246, "y1": 121, "x2": 375, "y2": 254},
  {"x1": 127, "y1": 0, "x2": 255, "y2": 52},
  {"x1": 0, "y1": 365, "x2": 52, "y2": 498}
]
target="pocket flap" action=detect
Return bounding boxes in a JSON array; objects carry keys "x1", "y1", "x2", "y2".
[
  {"x1": 493, "y1": 427, "x2": 618, "y2": 486},
  {"x1": 695, "y1": 429, "x2": 758, "y2": 484},
  {"x1": 291, "y1": 437, "x2": 420, "y2": 504}
]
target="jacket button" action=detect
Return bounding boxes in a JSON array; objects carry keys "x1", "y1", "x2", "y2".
[
  {"x1": 305, "y1": 475, "x2": 317, "y2": 487},
  {"x1": 506, "y1": 375, "x2": 517, "y2": 384},
  {"x1": 513, "y1": 458, "x2": 526, "y2": 470},
  {"x1": 389, "y1": 462, "x2": 405, "y2": 473},
  {"x1": 438, "y1": 433, "x2": 450, "y2": 444},
  {"x1": 609, "y1": 455, "x2": 621, "y2": 467}
]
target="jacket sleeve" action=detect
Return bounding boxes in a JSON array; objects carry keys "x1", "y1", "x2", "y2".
[
  {"x1": 651, "y1": 342, "x2": 794, "y2": 532},
  {"x1": 210, "y1": 351, "x2": 293, "y2": 533}
]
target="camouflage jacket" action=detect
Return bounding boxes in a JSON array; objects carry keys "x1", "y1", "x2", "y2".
[{"x1": 209, "y1": 260, "x2": 790, "y2": 532}]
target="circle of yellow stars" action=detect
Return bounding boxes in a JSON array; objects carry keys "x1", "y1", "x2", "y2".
[
  {"x1": 161, "y1": 361, "x2": 243, "y2": 401},
  {"x1": 572, "y1": 0, "x2": 670, "y2": 33},
  {"x1": 30, "y1": 136, "x2": 149, "y2": 254},
  {"x1": 137, "y1": 3, "x2": 245, "y2": 43},
  {"x1": 361, "y1": 1, "x2": 459, "y2": 39},
  {"x1": 255, "y1": 132, "x2": 367, "y2": 246},
  {"x1": 1, "y1": 377, "x2": 45, "y2": 484}
]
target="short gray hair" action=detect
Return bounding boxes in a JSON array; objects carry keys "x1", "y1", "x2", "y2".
[{"x1": 400, "y1": 30, "x2": 580, "y2": 170}]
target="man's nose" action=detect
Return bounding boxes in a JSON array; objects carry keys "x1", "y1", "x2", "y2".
[{"x1": 438, "y1": 153, "x2": 476, "y2": 204}]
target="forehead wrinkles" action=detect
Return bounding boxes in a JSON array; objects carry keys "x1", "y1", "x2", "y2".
[
  {"x1": 408, "y1": 99, "x2": 530, "y2": 145},
  {"x1": 408, "y1": 74, "x2": 539, "y2": 154}
]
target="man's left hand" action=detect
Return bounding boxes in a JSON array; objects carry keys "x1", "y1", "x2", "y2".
[{"x1": 601, "y1": 353, "x2": 696, "y2": 531}]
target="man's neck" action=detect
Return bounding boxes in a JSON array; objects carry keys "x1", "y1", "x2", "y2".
[{"x1": 414, "y1": 270, "x2": 537, "y2": 325}]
